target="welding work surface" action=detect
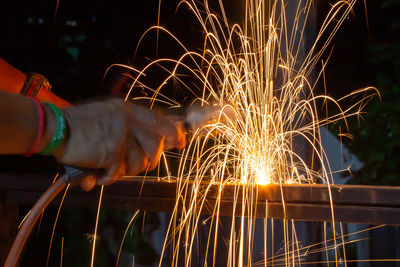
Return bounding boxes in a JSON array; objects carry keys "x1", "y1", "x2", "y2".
[{"x1": 1, "y1": 174, "x2": 400, "y2": 226}]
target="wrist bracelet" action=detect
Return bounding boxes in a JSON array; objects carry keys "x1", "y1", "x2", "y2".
[
  {"x1": 20, "y1": 72, "x2": 52, "y2": 97},
  {"x1": 40, "y1": 103, "x2": 66, "y2": 155},
  {"x1": 24, "y1": 97, "x2": 45, "y2": 157}
]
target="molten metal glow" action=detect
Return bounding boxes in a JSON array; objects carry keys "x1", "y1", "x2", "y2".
[{"x1": 256, "y1": 166, "x2": 271, "y2": 185}]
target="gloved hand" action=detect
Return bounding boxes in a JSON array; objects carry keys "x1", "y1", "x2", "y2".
[{"x1": 53, "y1": 99, "x2": 186, "y2": 190}]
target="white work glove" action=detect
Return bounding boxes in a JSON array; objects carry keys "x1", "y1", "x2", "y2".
[{"x1": 53, "y1": 99, "x2": 186, "y2": 190}]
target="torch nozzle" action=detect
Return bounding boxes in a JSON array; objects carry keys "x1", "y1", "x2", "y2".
[{"x1": 184, "y1": 104, "x2": 234, "y2": 132}]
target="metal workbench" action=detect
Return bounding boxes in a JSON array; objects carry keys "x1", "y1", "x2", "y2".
[{"x1": 1, "y1": 174, "x2": 400, "y2": 226}]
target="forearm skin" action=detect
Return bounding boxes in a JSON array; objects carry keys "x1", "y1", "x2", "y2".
[
  {"x1": 0, "y1": 58, "x2": 70, "y2": 108},
  {"x1": 0, "y1": 91, "x2": 56, "y2": 155}
]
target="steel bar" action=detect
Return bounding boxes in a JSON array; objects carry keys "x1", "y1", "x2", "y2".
[{"x1": 1, "y1": 174, "x2": 400, "y2": 225}]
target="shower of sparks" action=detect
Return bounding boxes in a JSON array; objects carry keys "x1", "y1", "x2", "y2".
[{"x1": 107, "y1": 0, "x2": 380, "y2": 266}]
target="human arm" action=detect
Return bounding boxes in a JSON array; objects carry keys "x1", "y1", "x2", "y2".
[
  {"x1": 53, "y1": 99, "x2": 186, "y2": 185},
  {"x1": 0, "y1": 58, "x2": 85, "y2": 187},
  {"x1": 0, "y1": 91, "x2": 57, "y2": 155},
  {"x1": 0, "y1": 58, "x2": 69, "y2": 107},
  {"x1": 0, "y1": 91, "x2": 186, "y2": 186}
]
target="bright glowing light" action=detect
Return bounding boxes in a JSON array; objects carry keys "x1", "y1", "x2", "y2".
[
  {"x1": 116, "y1": 0, "x2": 379, "y2": 266},
  {"x1": 255, "y1": 166, "x2": 271, "y2": 185}
]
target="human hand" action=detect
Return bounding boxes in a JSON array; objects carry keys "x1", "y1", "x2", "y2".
[{"x1": 53, "y1": 99, "x2": 186, "y2": 189}]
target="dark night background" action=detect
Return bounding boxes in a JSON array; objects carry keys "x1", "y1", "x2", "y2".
[{"x1": 0, "y1": 0, "x2": 399, "y2": 266}]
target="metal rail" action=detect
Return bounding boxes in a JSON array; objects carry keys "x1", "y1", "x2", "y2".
[{"x1": 1, "y1": 174, "x2": 400, "y2": 225}]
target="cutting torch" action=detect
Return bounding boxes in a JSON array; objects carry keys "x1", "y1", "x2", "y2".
[{"x1": 4, "y1": 104, "x2": 226, "y2": 267}]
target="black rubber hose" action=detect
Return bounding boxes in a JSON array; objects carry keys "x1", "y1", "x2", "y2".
[{"x1": 4, "y1": 175, "x2": 68, "y2": 267}]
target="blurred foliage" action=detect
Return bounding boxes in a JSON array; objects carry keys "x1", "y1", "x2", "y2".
[
  {"x1": 20, "y1": 207, "x2": 161, "y2": 266},
  {"x1": 343, "y1": 0, "x2": 400, "y2": 185},
  {"x1": 122, "y1": 212, "x2": 160, "y2": 265}
]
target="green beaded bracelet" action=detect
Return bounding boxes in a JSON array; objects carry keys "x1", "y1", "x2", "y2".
[{"x1": 40, "y1": 103, "x2": 66, "y2": 155}]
